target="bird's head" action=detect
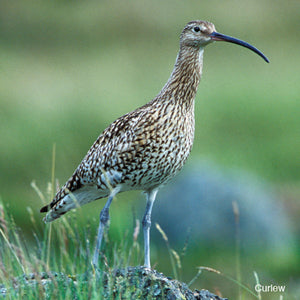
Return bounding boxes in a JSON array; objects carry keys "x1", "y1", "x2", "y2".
[
  {"x1": 180, "y1": 20, "x2": 216, "y2": 47},
  {"x1": 180, "y1": 20, "x2": 269, "y2": 63}
]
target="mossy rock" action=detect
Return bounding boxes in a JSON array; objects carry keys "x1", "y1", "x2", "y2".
[
  {"x1": 103, "y1": 266, "x2": 227, "y2": 300},
  {"x1": 0, "y1": 267, "x2": 227, "y2": 299}
]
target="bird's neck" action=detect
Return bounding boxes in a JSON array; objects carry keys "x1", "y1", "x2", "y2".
[{"x1": 157, "y1": 46, "x2": 204, "y2": 109}]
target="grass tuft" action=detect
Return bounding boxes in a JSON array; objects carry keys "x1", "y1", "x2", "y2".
[{"x1": 0, "y1": 177, "x2": 293, "y2": 299}]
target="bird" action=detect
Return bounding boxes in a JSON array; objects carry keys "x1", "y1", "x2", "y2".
[{"x1": 40, "y1": 20, "x2": 269, "y2": 269}]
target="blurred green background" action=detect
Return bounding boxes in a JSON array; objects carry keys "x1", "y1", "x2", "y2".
[{"x1": 0, "y1": 0, "x2": 299, "y2": 298}]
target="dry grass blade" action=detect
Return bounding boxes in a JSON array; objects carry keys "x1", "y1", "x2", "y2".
[
  {"x1": 0, "y1": 228, "x2": 25, "y2": 274},
  {"x1": 198, "y1": 266, "x2": 259, "y2": 299}
]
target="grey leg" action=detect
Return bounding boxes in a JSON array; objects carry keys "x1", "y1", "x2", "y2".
[
  {"x1": 92, "y1": 186, "x2": 120, "y2": 268},
  {"x1": 142, "y1": 189, "x2": 158, "y2": 268}
]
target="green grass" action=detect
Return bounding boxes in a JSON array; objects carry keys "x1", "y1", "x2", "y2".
[
  {"x1": 0, "y1": 184, "x2": 298, "y2": 299},
  {"x1": 0, "y1": 198, "x2": 144, "y2": 299}
]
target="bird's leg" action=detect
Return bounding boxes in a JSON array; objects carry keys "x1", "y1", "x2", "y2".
[
  {"x1": 142, "y1": 189, "x2": 158, "y2": 269},
  {"x1": 92, "y1": 186, "x2": 120, "y2": 268},
  {"x1": 92, "y1": 196, "x2": 113, "y2": 268}
]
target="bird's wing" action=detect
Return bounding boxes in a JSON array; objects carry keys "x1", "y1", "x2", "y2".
[{"x1": 40, "y1": 104, "x2": 158, "y2": 214}]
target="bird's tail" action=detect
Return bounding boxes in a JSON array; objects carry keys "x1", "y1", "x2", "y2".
[
  {"x1": 40, "y1": 184, "x2": 108, "y2": 223},
  {"x1": 41, "y1": 193, "x2": 77, "y2": 223}
]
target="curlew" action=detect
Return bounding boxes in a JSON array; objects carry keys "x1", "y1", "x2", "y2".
[{"x1": 40, "y1": 20, "x2": 269, "y2": 269}]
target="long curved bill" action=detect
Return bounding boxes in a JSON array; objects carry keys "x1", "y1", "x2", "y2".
[{"x1": 210, "y1": 32, "x2": 269, "y2": 63}]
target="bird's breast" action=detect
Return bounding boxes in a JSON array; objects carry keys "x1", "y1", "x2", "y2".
[{"x1": 123, "y1": 102, "x2": 195, "y2": 189}]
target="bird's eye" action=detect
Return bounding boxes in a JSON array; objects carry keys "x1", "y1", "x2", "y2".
[{"x1": 193, "y1": 26, "x2": 200, "y2": 32}]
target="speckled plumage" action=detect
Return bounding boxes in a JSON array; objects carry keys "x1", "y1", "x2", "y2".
[
  {"x1": 41, "y1": 21, "x2": 207, "y2": 222},
  {"x1": 40, "y1": 20, "x2": 268, "y2": 268}
]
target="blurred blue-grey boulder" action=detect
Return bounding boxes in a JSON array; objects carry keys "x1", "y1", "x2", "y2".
[{"x1": 147, "y1": 160, "x2": 295, "y2": 255}]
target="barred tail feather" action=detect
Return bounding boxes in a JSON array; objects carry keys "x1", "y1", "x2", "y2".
[
  {"x1": 43, "y1": 194, "x2": 77, "y2": 223},
  {"x1": 41, "y1": 185, "x2": 109, "y2": 223}
]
